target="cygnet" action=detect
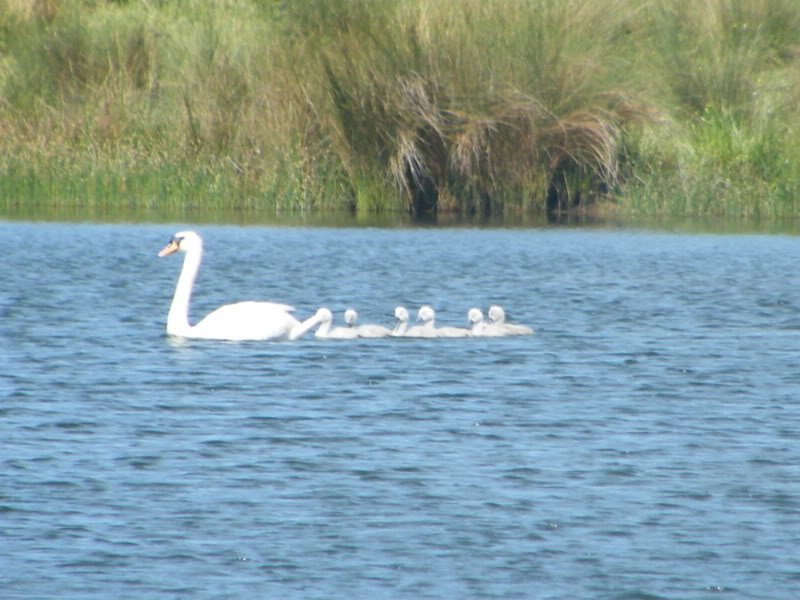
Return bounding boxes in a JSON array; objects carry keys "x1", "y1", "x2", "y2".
[
  {"x1": 391, "y1": 306, "x2": 410, "y2": 337},
  {"x1": 423, "y1": 305, "x2": 470, "y2": 338},
  {"x1": 487, "y1": 305, "x2": 534, "y2": 335},
  {"x1": 314, "y1": 308, "x2": 359, "y2": 339},
  {"x1": 467, "y1": 307, "x2": 513, "y2": 337},
  {"x1": 344, "y1": 308, "x2": 391, "y2": 338},
  {"x1": 403, "y1": 305, "x2": 438, "y2": 338}
]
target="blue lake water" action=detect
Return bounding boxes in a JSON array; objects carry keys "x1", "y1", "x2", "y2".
[{"x1": 1, "y1": 220, "x2": 799, "y2": 599}]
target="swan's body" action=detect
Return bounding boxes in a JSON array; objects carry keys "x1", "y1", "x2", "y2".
[
  {"x1": 488, "y1": 305, "x2": 534, "y2": 335},
  {"x1": 344, "y1": 309, "x2": 391, "y2": 338},
  {"x1": 314, "y1": 308, "x2": 360, "y2": 339},
  {"x1": 468, "y1": 307, "x2": 513, "y2": 337},
  {"x1": 404, "y1": 305, "x2": 439, "y2": 338},
  {"x1": 420, "y1": 306, "x2": 470, "y2": 338},
  {"x1": 391, "y1": 306, "x2": 411, "y2": 337},
  {"x1": 158, "y1": 231, "x2": 310, "y2": 341}
]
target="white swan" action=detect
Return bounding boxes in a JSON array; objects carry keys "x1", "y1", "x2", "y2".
[
  {"x1": 314, "y1": 308, "x2": 360, "y2": 339},
  {"x1": 468, "y1": 307, "x2": 513, "y2": 337},
  {"x1": 420, "y1": 306, "x2": 470, "y2": 338},
  {"x1": 488, "y1": 305, "x2": 534, "y2": 335},
  {"x1": 404, "y1": 305, "x2": 438, "y2": 338},
  {"x1": 391, "y1": 306, "x2": 410, "y2": 337},
  {"x1": 344, "y1": 309, "x2": 391, "y2": 338},
  {"x1": 158, "y1": 230, "x2": 314, "y2": 341}
]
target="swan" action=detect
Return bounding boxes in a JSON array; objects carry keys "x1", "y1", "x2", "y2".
[
  {"x1": 391, "y1": 306, "x2": 410, "y2": 337},
  {"x1": 404, "y1": 305, "x2": 438, "y2": 338},
  {"x1": 468, "y1": 307, "x2": 513, "y2": 337},
  {"x1": 158, "y1": 230, "x2": 314, "y2": 341},
  {"x1": 421, "y1": 306, "x2": 470, "y2": 338},
  {"x1": 344, "y1": 309, "x2": 391, "y2": 338},
  {"x1": 314, "y1": 308, "x2": 360, "y2": 339},
  {"x1": 488, "y1": 305, "x2": 534, "y2": 335}
]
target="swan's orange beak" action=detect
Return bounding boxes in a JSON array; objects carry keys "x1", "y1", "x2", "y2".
[{"x1": 158, "y1": 240, "x2": 180, "y2": 257}]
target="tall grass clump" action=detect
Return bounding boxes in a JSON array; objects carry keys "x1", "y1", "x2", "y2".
[{"x1": 302, "y1": 0, "x2": 652, "y2": 215}]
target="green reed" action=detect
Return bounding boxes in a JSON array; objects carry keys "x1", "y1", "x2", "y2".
[{"x1": 2, "y1": 0, "x2": 800, "y2": 217}]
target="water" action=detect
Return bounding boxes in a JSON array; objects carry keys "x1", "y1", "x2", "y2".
[{"x1": 2, "y1": 221, "x2": 799, "y2": 599}]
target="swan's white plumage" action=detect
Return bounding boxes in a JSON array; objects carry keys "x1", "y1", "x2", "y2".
[
  {"x1": 421, "y1": 306, "x2": 470, "y2": 338},
  {"x1": 158, "y1": 230, "x2": 304, "y2": 341},
  {"x1": 488, "y1": 305, "x2": 534, "y2": 335},
  {"x1": 344, "y1": 309, "x2": 391, "y2": 338},
  {"x1": 288, "y1": 308, "x2": 328, "y2": 341},
  {"x1": 404, "y1": 305, "x2": 438, "y2": 338},
  {"x1": 468, "y1": 307, "x2": 513, "y2": 337},
  {"x1": 314, "y1": 308, "x2": 359, "y2": 339},
  {"x1": 391, "y1": 306, "x2": 410, "y2": 337}
]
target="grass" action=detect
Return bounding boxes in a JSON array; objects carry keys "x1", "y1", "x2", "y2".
[{"x1": 1, "y1": 0, "x2": 800, "y2": 218}]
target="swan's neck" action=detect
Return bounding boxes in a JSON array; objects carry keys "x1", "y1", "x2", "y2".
[
  {"x1": 290, "y1": 312, "x2": 325, "y2": 340},
  {"x1": 167, "y1": 246, "x2": 202, "y2": 336},
  {"x1": 393, "y1": 319, "x2": 408, "y2": 336},
  {"x1": 315, "y1": 319, "x2": 332, "y2": 338}
]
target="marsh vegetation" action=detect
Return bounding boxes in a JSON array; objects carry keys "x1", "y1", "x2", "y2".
[{"x1": 2, "y1": 0, "x2": 800, "y2": 218}]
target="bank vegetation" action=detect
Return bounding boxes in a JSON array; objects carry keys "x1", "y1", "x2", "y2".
[{"x1": 2, "y1": 0, "x2": 800, "y2": 217}]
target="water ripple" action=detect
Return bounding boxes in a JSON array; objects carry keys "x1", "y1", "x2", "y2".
[{"x1": 1, "y1": 223, "x2": 799, "y2": 599}]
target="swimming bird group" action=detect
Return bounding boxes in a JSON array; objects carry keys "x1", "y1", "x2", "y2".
[{"x1": 158, "y1": 230, "x2": 534, "y2": 341}]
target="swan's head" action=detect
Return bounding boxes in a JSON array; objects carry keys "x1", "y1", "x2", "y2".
[
  {"x1": 317, "y1": 308, "x2": 333, "y2": 323},
  {"x1": 394, "y1": 306, "x2": 409, "y2": 323},
  {"x1": 158, "y1": 230, "x2": 202, "y2": 257},
  {"x1": 344, "y1": 309, "x2": 358, "y2": 326},
  {"x1": 468, "y1": 308, "x2": 484, "y2": 325},
  {"x1": 417, "y1": 305, "x2": 434, "y2": 323},
  {"x1": 488, "y1": 305, "x2": 505, "y2": 323}
]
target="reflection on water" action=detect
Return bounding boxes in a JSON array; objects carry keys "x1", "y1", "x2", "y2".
[
  {"x1": 1, "y1": 219, "x2": 799, "y2": 600},
  {"x1": 2, "y1": 202, "x2": 800, "y2": 234}
]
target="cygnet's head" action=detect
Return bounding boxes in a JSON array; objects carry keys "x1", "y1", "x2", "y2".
[
  {"x1": 417, "y1": 305, "x2": 435, "y2": 323},
  {"x1": 158, "y1": 230, "x2": 202, "y2": 257},
  {"x1": 468, "y1": 308, "x2": 484, "y2": 325},
  {"x1": 344, "y1": 309, "x2": 358, "y2": 326},
  {"x1": 488, "y1": 305, "x2": 505, "y2": 323},
  {"x1": 394, "y1": 306, "x2": 409, "y2": 322}
]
